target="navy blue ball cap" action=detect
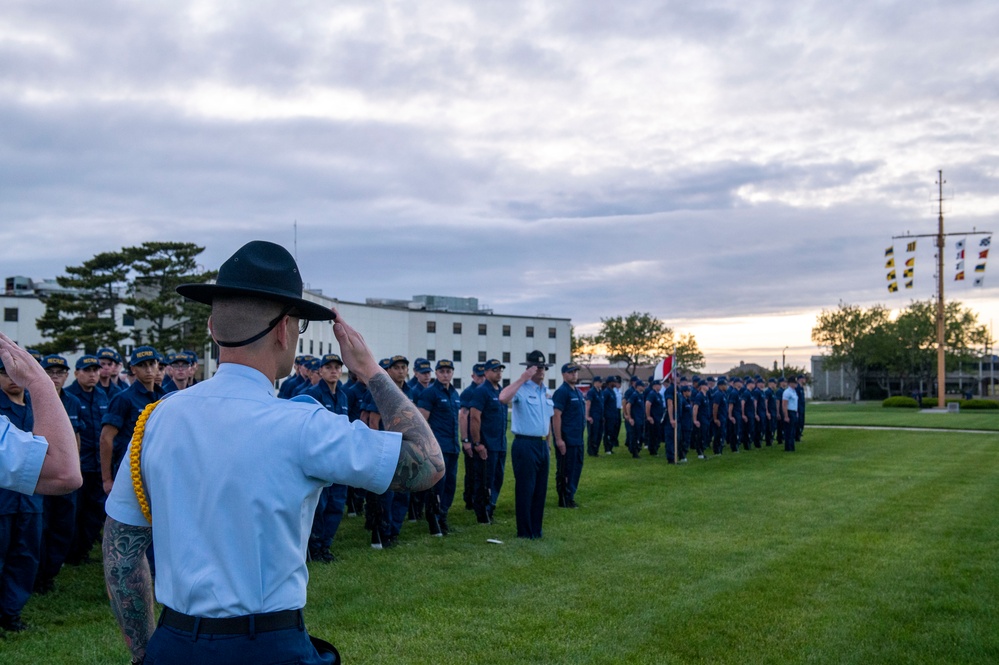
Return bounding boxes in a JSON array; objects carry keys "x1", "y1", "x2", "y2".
[
  {"x1": 129, "y1": 346, "x2": 162, "y2": 366},
  {"x1": 435, "y1": 359, "x2": 455, "y2": 371},
  {"x1": 484, "y1": 359, "x2": 506, "y2": 371},
  {"x1": 76, "y1": 355, "x2": 100, "y2": 370},
  {"x1": 413, "y1": 358, "x2": 432, "y2": 373},
  {"x1": 378, "y1": 358, "x2": 392, "y2": 370},
  {"x1": 97, "y1": 348, "x2": 122, "y2": 364},
  {"x1": 561, "y1": 362, "x2": 581, "y2": 373},
  {"x1": 42, "y1": 354, "x2": 69, "y2": 370},
  {"x1": 779, "y1": 376, "x2": 787, "y2": 382},
  {"x1": 389, "y1": 355, "x2": 409, "y2": 368},
  {"x1": 796, "y1": 374, "x2": 805, "y2": 380},
  {"x1": 681, "y1": 384, "x2": 691, "y2": 392},
  {"x1": 698, "y1": 379, "x2": 708, "y2": 387},
  {"x1": 591, "y1": 375, "x2": 603, "y2": 382},
  {"x1": 27, "y1": 348, "x2": 42, "y2": 363},
  {"x1": 177, "y1": 240, "x2": 334, "y2": 321},
  {"x1": 304, "y1": 357, "x2": 321, "y2": 371},
  {"x1": 634, "y1": 380, "x2": 646, "y2": 387},
  {"x1": 717, "y1": 377, "x2": 728, "y2": 386},
  {"x1": 651, "y1": 379, "x2": 662, "y2": 386},
  {"x1": 319, "y1": 353, "x2": 343, "y2": 367},
  {"x1": 472, "y1": 363, "x2": 486, "y2": 376}
]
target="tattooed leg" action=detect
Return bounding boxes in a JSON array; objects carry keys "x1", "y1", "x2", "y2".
[{"x1": 103, "y1": 516, "x2": 155, "y2": 661}]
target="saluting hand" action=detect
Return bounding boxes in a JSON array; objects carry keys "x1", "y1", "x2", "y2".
[{"x1": 330, "y1": 309, "x2": 381, "y2": 382}]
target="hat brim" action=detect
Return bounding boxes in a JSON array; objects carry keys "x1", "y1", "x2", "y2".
[{"x1": 177, "y1": 283, "x2": 335, "y2": 321}]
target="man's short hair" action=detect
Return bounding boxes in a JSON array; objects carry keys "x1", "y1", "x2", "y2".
[{"x1": 211, "y1": 297, "x2": 287, "y2": 347}]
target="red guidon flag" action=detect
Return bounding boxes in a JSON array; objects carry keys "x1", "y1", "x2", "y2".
[{"x1": 654, "y1": 356, "x2": 674, "y2": 382}]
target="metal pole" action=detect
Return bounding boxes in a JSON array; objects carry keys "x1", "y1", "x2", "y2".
[{"x1": 936, "y1": 171, "x2": 946, "y2": 407}]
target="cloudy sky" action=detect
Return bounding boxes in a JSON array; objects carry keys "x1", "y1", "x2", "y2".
[{"x1": 2, "y1": 0, "x2": 997, "y2": 371}]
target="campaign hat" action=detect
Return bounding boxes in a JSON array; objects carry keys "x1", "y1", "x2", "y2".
[
  {"x1": 41, "y1": 355, "x2": 70, "y2": 371},
  {"x1": 435, "y1": 359, "x2": 455, "y2": 371},
  {"x1": 520, "y1": 350, "x2": 549, "y2": 368},
  {"x1": 177, "y1": 240, "x2": 334, "y2": 321},
  {"x1": 76, "y1": 355, "x2": 100, "y2": 370}
]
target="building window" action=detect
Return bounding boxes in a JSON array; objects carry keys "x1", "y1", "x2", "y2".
[
  {"x1": 478, "y1": 323, "x2": 487, "y2": 335},
  {"x1": 478, "y1": 351, "x2": 487, "y2": 362},
  {"x1": 309, "y1": 340, "x2": 314, "y2": 354},
  {"x1": 548, "y1": 327, "x2": 557, "y2": 339},
  {"x1": 299, "y1": 340, "x2": 304, "y2": 353},
  {"x1": 123, "y1": 314, "x2": 135, "y2": 327},
  {"x1": 549, "y1": 379, "x2": 556, "y2": 390},
  {"x1": 427, "y1": 321, "x2": 436, "y2": 333},
  {"x1": 454, "y1": 378, "x2": 462, "y2": 389},
  {"x1": 453, "y1": 350, "x2": 462, "y2": 361},
  {"x1": 453, "y1": 322, "x2": 462, "y2": 334},
  {"x1": 502, "y1": 379, "x2": 510, "y2": 387},
  {"x1": 3, "y1": 308, "x2": 17, "y2": 322},
  {"x1": 526, "y1": 326, "x2": 534, "y2": 338},
  {"x1": 502, "y1": 352, "x2": 511, "y2": 363},
  {"x1": 549, "y1": 353, "x2": 557, "y2": 365},
  {"x1": 319, "y1": 342, "x2": 323, "y2": 355},
  {"x1": 427, "y1": 349, "x2": 436, "y2": 361},
  {"x1": 502, "y1": 325, "x2": 511, "y2": 337}
]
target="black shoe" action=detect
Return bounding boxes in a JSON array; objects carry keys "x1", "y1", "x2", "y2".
[
  {"x1": 384, "y1": 535, "x2": 399, "y2": 548},
  {"x1": 439, "y1": 517, "x2": 450, "y2": 536},
  {"x1": 567, "y1": 500, "x2": 579, "y2": 509},
  {"x1": 34, "y1": 577, "x2": 55, "y2": 595},
  {"x1": 557, "y1": 495, "x2": 566, "y2": 507},
  {"x1": 371, "y1": 530, "x2": 383, "y2": 550},
  {"x1": 0, "y1": 614, "x2": 27, "y2": 632}
]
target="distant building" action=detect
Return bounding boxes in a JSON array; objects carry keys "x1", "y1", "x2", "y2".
[{"x1": 810, "y1": 354, "x2": 998, "y2": 400}]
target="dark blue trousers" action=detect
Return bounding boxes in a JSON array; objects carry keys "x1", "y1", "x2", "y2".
[
  {"x1": 68, "y1": 471, "x2": 106, "y2": 563},
  {"x1": 309, "y1": 484, "x2": 346, "y2": 554},
  {"x1": 784, "y1": 413, "x2": 797, "y2": 452},
  {"x1": 511, "y1": 436, "x2": 549, "y2": 539},
  {"x1": 555, "y1": 444, "x2": 584, "y2": 504},
  {"x1": 587, "y1": 418, "x2": 603, "y2": 456},
  {"x1": 37, "y1": 492, "x2": 78, "y2": 586},
  {"x1": 0, "y1": 511, "x2": 42, "y2": 617},
  {"x1": 439, "y1": 452, "x2": 459, "y2": 517},
  {"x1": 146, "y1": 621, "x2": 334, "y2": 664}
]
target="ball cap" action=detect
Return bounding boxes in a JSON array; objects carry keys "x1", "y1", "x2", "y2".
[
  {"x1": 435, "y1": 359, "x2": 455, "y2": 371},
  {"x1": 319, "y1": 353, "x2": 343, "y2": 367},
  {"x1": 76, "y1": 355, "x2": 100, "y2": 370},
  {"x1": 484, "y1": 359, "x2": 505, "y2": 371},
  {"x1": 41, "y1": 355, "x2": 70, "y2": 370},
  {"x1": 97, "y1": 348, "x2": 122, "y2": 364},
  {"x1": 413, "y1": 358, "x2": 432, "y2": 373},
  {"x1": 130, "y1": 346, "x2": 162, "y2": 366},
  {"x1": 177, "y1": 240, "x2": 334, "y2": 321},
  {"x1": 561, "y1": 362, "x2": 581, "y2": 374},
  {"x1": 472, "y1": 363, "x2": 487, "y2": 377}
]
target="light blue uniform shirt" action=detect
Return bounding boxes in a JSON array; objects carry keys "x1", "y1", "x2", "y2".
[
  {"x1": 106, "y1": 363, "x2": 402, "y2": 618},
  {"x1": 783, "y1": 386, "x2": 799, "y2": 413},
  {"x1": 510, "y1": 380, "x2": 554, "y2": 437},
  {"x1": 0, "y1": 415, "x2": 47, "y2": 495}
]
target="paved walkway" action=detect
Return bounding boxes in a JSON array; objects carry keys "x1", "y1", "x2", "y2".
[{"x1": 810, "y1": 424, "x2": 997, "y2": 435}]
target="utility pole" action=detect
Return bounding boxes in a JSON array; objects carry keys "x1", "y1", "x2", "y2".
[{"x1": 935, "y1": 171, "x2": 946, "y2": 406}]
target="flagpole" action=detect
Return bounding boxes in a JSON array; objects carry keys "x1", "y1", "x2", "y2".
[
  {"x1": 936, "y1": 171, "x2": 946, "y2": 407},
  {"x1": 672, "y1": 348, "x2": 678, "y2": 465}
]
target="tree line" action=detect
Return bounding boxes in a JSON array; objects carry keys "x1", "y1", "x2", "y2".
[
  {"x1": 34, "y1": 242, "x2": 216, "y2": 357},
  {"x1": 571, "y1": 311, "x2": 705, "y2": 378},
  {"x1": 811, "y1": 299, "x2": 992, "y2": 400}
]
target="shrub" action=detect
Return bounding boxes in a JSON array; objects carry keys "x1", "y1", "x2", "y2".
[
  {"x1": 883, "y1": 396, "x2": 919, "y2": 408},
  {"x1": 960, "y1": 399, "x2": 999, "y2": 410}
]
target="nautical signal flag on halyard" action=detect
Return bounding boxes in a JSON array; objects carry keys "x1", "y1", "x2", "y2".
[
  {"x1": 981, "y1": 236, "x2": 992, "y2": 248},
  {"x1": 956, "y1": 239, "x2": 966, "y2": 251},
  {"x1": 975, "y1": 263, "x2": 986, "y2": 273},
  {"x1": 888, "y1": 281, "x2": 898, "y2": 292},
  {"x1": 980, "y1": 250, "x2": 990, "y2": 260},
  {"x1": 906, "y1": 241, "x2": 917, "y2": 252},
  {"x1": 903, "y1": 268, "x2": 914, "y2": 278},
  {"x1": 885, "y1": 258, "x2": 895, "y2": 269},
  {"x1": 955, "y1": 271, "x2": 965, "y2": 281},
  {"x1": 905, "y1": 280, "x2": 913, "y2": 289},
  {"x1": 885, "y1": 246, "x2": 894, "y2": 257},
  {"x1": 974, "y1": 276, "x2": 985, "y2": 287},
  {"x1": 905, "y1": 257, "x2": 914, "y2": 267},
  {"x1": 886, "y1": 270, "x2": 896, "y2": 281},
  {"x1": 957, "y1": 250, "x2": 965, "y2": 260}
]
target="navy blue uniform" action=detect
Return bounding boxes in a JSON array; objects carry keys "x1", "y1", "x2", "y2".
[
  {"x1": 753, "y1": 386, "x2": 766, "y2": 447},
  {"x1": 795, "y1": 382, "x2": 806, "y2": 441},
  {"x1": 468, "y1": 381, "x2": 507, "y2": 523},
  {"x1": 0, "y1": 391, "x2": 41, "y2": 624},
  {"x1": 764, "y1": 385, "x2": 778, "y2": 446},
  {"x1": 64, "y1": 381, "x2": 110, "y2": 564},
  {"x1": 623, "y1": 385, "x2": 637, "y2": 452},
  {"x1": 602, "y1": 387, "x2": 621, "y2": 453},
  {"x1": 626, "y1": 390, "x2": 646, "y2": 457},
  {"x1": 303, "y1": 381, "x2": 349, "y2": 559},
  {"x1": 36, "y1": 389, "x2": 82, "y2": 591},
  {"x1": 363, "y1": 383, "x2": 413, "y2": 544},
  {"x1": 276, "y1": 373, "x2": 302, "y2": 399},
  {"x1": 585, "y1": 385, "x2": 604, "y2": 457},
  {"x1": 458, "y1": 382, "x2": 481, "y2": 510},
  {"x1": 644, "y1": 388, "x2": 665, "y2": 456},
  {"x1": 344, "y1": 381, "x2": 370, "y2": 516},
  {"x1": 692, "y1": 389, "x2": 711, "y2": 457},
  {"x1": 416, "y1": 380, "x2": 461, "y2": 533},
  {"x1": 102, "y1": 381, "x2": 166, "y2": 479},
  {"x1": 672, "y1": 392, "x2": 693, "y2": 463},
  {"x1": 739, "y1": 387, "x2": 755, "y2": 450},
  {"x1": 552, "y1": 381, "x2": 586, "y2": 507},
  {"x1": 711, "y1": 388, "x2": 728, "y2": 455}
]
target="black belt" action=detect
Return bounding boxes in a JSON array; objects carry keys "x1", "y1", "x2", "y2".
[
  {"x1": 514, "y1": 435, "x2": 547, "y2": 442},
  {"x1": 160, "y1": 607, "x2": 304, "y2": 635}
]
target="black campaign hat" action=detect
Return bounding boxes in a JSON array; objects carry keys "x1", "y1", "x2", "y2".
[
  {"x1": 520, "y1": 350, "x2": 549, "y2": 368},
  {"x1": 177, "y1": 241, "x2": 334, "y2": 321}
]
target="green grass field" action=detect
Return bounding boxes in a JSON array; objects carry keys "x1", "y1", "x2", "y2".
[
  {"x1": 808, "y1": 401, "x2": 999, "y2": 431},
  {"x1": 5, "y1": 415, "x2": 999, "y2": 663}
]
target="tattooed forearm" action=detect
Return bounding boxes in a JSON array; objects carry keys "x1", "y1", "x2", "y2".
[
  {"x1": 367, "y1": 373, "x2": 445, "y2": 492},
  {"x1": 103, "y1": 517, "x2": 156, "y2": 660}
]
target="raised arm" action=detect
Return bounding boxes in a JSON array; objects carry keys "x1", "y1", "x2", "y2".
[
  {"x1": 0, "y1": 332, "x2": 81, "y2": 494},
  {"x1": 332, "y1": 312, "x2": 443, "y2": 492}
]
